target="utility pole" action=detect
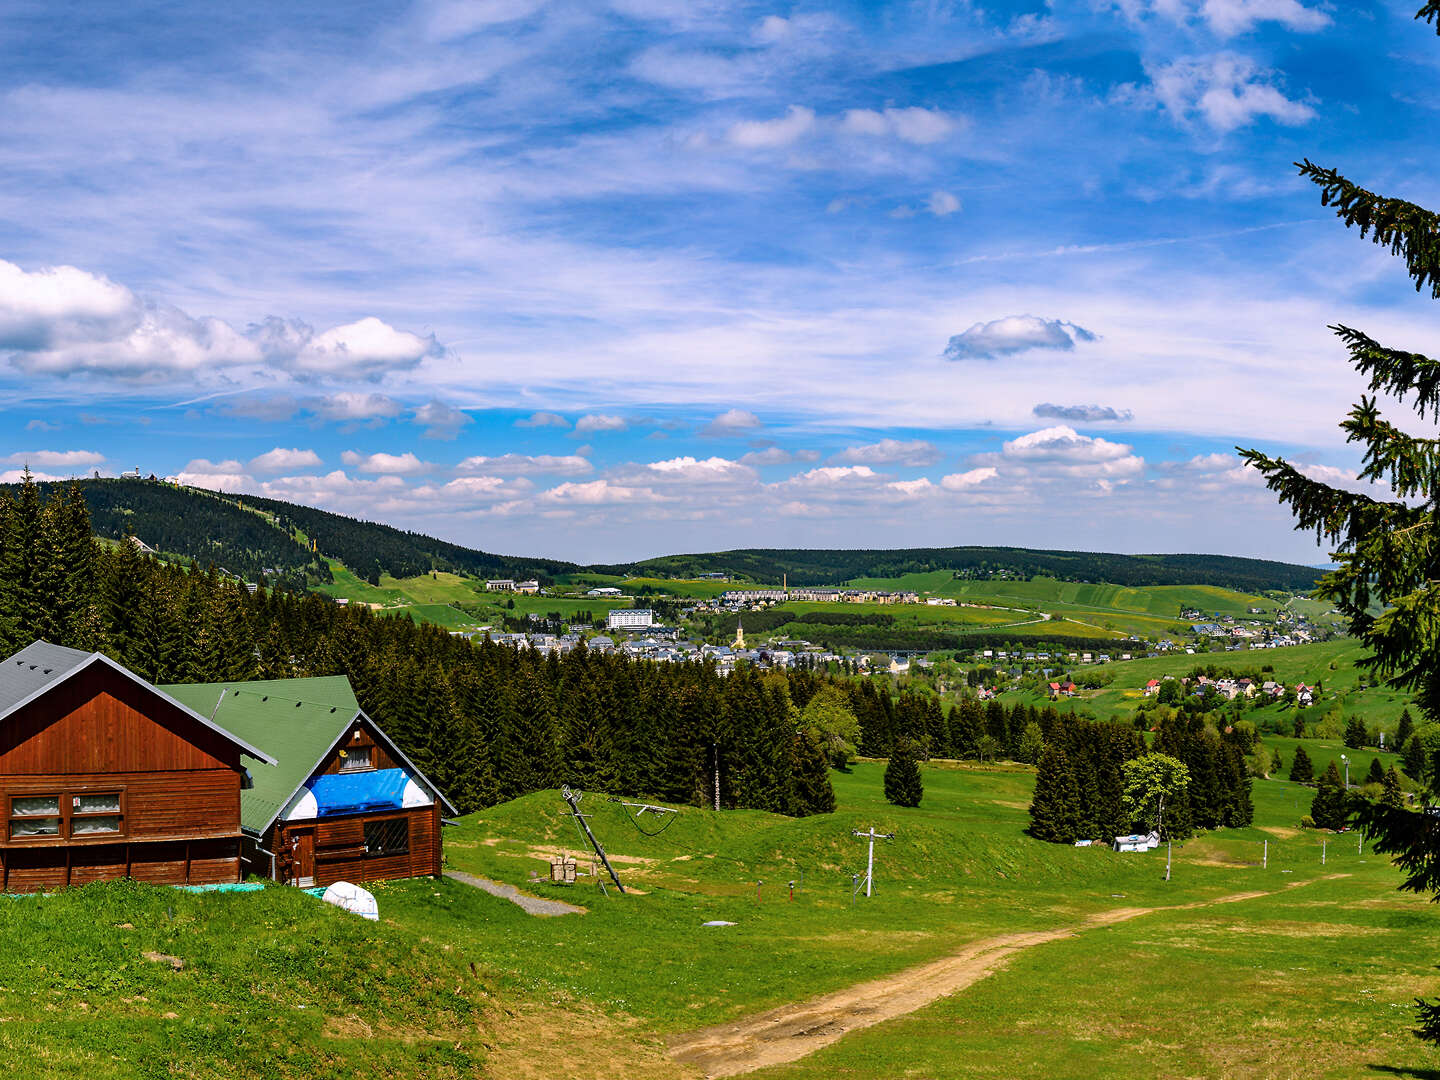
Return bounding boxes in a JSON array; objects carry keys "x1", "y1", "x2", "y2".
[
  {"x1": 851, "y1": 827, "x2": 895, "y2": 898},
  {"x1": 1341, "y1": 753, "x2": 1350, "y2": 790},
  {"x1": 561, "y1": 787, "x2": 626, "y2": 894},
  {"x1": 712, "y1": 742, "x2": 721, "y2": 812}
]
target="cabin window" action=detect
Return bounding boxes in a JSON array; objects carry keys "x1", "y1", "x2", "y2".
[
  {"x1": 6, "y1": 791, "x2": 124, "y2": 840},
  {"x1": 364, "y1": 818, "x2": 408, "y2": 857},
  {"x1": 340, "y1": 747, "x2": 373, "y2": 772},
  {"x1": 9, "y1": 795, "x2": 61, "y2": 839}
]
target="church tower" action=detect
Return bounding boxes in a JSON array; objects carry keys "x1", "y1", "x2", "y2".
[{"x1": 733, "y1": 617, "x2": 745, "y2": 650}]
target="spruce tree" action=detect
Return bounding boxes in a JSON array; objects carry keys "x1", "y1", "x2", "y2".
[
  {"x1": 1398, "y1": 707, "x2": 1415, "y2": 750},
  {"x1": 883, "y1": 738, "x2": 923, "y2": 808},
  {"x1": 1310, "y1": 762, "x2": 1349, "y2": 831},
  {"x1": 1382, "y1": 766, "x2": 1405, "y2": 810},
  {"x1": 1028, "y1": 742, "x2": 1081, "y2": 843},
  {"x1": 1367, "y1": 756, "x2": 1386, "y2": 786},
  {"x1": 1241, "y1": 19, "x2": 1440, "y2": 1042},
  {"x1": 1289, "y1": 745, "x2": 1314, "y2": 784},
  {"x1": 1344, "y1": 714, "x2": 1367, "y2": 750},
  {"x1": 1403, "y1": 734, "x2": 1427, "y2": 781}
]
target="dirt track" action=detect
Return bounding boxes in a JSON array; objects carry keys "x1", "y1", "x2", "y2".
[{"x1": 667, "y1": 888, "x2": 1300, "y2": 1078}]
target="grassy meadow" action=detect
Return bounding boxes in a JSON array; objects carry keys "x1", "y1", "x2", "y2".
[{"x1": 6, "y1": 761, "x2": 1439, "y2": 1078}]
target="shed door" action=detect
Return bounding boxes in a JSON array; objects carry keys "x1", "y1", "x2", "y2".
[{"x1": 290, "y1": 828, "x2": 315, "y2": 887}]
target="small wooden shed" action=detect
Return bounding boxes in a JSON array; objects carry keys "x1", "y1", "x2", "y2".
[{"x1": 161, "y1": 676, "x2": 456, "y2": 887}]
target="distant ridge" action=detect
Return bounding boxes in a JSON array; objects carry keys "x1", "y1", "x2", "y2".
[{"x1": 1, "y1": 478, "x2": 1320, "y2": 594}]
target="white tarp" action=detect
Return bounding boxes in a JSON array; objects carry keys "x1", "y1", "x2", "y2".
[{"x1": 321, "y1": 880, "x2": 379, "y2": 920}]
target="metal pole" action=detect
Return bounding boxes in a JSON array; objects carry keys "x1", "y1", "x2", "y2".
[
  {"x1": 561, "y1": 787, "x2": 626, "y2": 894},
  {"x1": 1322, "y1": 839, "x2": 1326, "y2": 866},
  {"x1": 866, "y1": 833, "x2": 875, "y2": 898},
  {"x1": 1165, "y1": 839, "x2": 1172, "y2": 881},
  {"x1": 1263, "y1": 839, "x2": 1267, "y2": 869}
]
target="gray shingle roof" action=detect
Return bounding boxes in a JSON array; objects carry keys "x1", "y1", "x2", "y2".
[
  {"x1": 0, "y1": 641, "x2": 92, "y2": 719},
  {"x1": 0, "y1": 640, "x2": 276, "y2": 764}
]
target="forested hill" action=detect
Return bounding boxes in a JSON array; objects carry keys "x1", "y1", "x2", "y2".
[
  {"x1": 2, "y1": 479, "x2": 1320, "y2": 594},
  {"x1": 615, "y1": 546, "x2": 1321, "y2": 593},
  {"x1": 0, "y1": 479, "x2": 578, "y2": 588},
  {"x1": 236, "y1": 492, "x2": 580, "y2": 582}
]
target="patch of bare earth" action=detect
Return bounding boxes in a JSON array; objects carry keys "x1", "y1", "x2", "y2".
[
  {"x1": 484, "y1": 1001, "x2": 695, "y2": 1080},
  {"x1": 667, "y1": 888, "x2": 1310, "y2": 1078}
]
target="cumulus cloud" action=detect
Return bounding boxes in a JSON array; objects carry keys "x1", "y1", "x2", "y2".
[
  {"x1": 0, "y1": 259, "x2": 442, "y2": 383},
  {"x1": 641, "y1": 455, "x2": 754, "y2": 483},
  {"x1": 841, "y1": 107, "x2": 958, "y2": 144},
  {"x1": 516, "y1": 411, "x2": 569, "y2": 428},
  {"x1": 2, "y1": 449, "x2": 104, "y2": 467},
  {"x1": 573, "y1": 413, "x2": 628, "y2": 434},
  {"x1": 944, "y1": 316, "x2": 1096, "y2": 361},
  {"x1": 412, "y1": 400, "x2": 472, "y2": 439},
  {"x1": 1148, "y1": 54, "x2": 1315, "y2": 133},
  {"x1": 1033, "y1": 403, "x2": 1134, "y2": 423},
  {"x1": 728, "y1": 106, "x2": 816, "y2": 148},
  {"x1": 784, "y1": 464, "x2": 880, "y2": 487},
  {"x1": 996, "y1": 426, "x2": 1145, "y2": 485},
  {"x1": 0, "y1": 469, "x2": 73, "y2": 483},
  {"x1": 699, "y1": 408, "x2": 762, "y2": 436},
  {"x1": 259, "y1": 316, "x2": 443, "y2": 379},
  {"x1": 339, "y1": 450, "x2": 432, "y2": 475},
  {"x1": 309, "y1": 392, "x2": 403, "y2": 422},
  {"x1": 249, "y1": 447, "x2": 322, "y2": 472},
  {"x1": 536, "y1": 479, "x2": 661, "y2": 505},
  {"x1": 456, "y1": 453, "x2": 593, "y2": 477},
  {"x1": 835, "y1": 439, "x2": 941, "y2": 467},
  {"x1": 174, "y1": 458, "x2": 255, "y2": 493},
  {"x1": 940, "y1": 467, "x2": 999, "y2": 490}
]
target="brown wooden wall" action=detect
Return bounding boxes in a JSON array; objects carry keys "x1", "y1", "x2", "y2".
[
  {"x1": 319, "y1": 719, "x2": 399, "y2": 775},
  {"x1": 0, "y1": 665, "x2": 243, "y2": 775},
  {"x1": 1, "y1": 839, "x2": 239, "y2": 893},
  {"x1": 269, "y1": 803, "x2": 441, "y2": 886},
  {"x1": 0, "y1": 664, "x2": 246, "y2": 892}
]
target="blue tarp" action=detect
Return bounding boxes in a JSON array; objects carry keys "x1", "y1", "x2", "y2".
[{"x1": 309, "y1": 767, "x2": 409, "y2": 816}]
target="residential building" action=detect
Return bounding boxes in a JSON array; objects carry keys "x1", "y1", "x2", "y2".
[{"x1": 607, "y1": 609, "x2": 655, "y2": 631}]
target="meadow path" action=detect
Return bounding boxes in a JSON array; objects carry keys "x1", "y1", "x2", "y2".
[
  {"x1": 444, "y1": 869, "x2": 587, "y2": 916},
  {"x1": 666, "y1": 885, "x2": 1306, "y2": 1077}
]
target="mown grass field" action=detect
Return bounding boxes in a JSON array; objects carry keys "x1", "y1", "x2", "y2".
[{"x1": 7, "y1": 762, "x2": 1437, "y2": 1079}]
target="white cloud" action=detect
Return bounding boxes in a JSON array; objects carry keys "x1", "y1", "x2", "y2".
[
  {"x1": 1148, "y1": 54, "x2": 1315, "y2": 133},
  {"x1": 536, "y1": 479, "x2": 661, "y2": 505},
  {"x1": 412, "y1": 400, "x2": 472, "y2": 439},
  {"x1": 995, "y1": 426, "x2": 1145, "y2": 484},
  {"x1": 25, "y1": 419, "x2": 60, "y2": 432},
  {"x1": 278, "y1": 316, "x2": 442, "y2": 379},
  {"x1": 836, "y1": 439, "x2": 941, "y2": 467},
  {"x1": 641, "y1": 455, "x2": 753, "y2": 482},
  {"x1": 249, "y1": 447, "x2": 322, "y2": 472},
  {"x1": 1118, "y1": 0, "x2": 1329, "y2": 36},
  {"x1": 889, "y1": 477, "x2": 936, "y2": 496},
  {"x1": 0, "y1": 468, "x2": 73, "y2": 483},
  {"x1": 0, "y1": 259, "x2": 136, "y2": 351},
  {"x1": 515, "y1": 411, "x2": 569, "y2": 428},
  {"x1": 456, "y1": 452, "x2": 593, "y2": 476},
  {"x1": 927, "y1": 190, "x2": 961, "y2": 217},
  {"x1": 841, "y1": 107, "x2": 958, "y2": 145},
  {"x1": 699, "y1": 408, "x2": 762, "y2": 436},
  {"x1": 339, "y1": 450, "x2": 433, "y2": 475},
  {"x1": 175, "y1": 458, "x2": 254, "y2": 493},
  {"x1": 2, "y1": 449, "x2": 105, "y2": 467},
  {"x1": 310, "y1": 392, "x2": 403, "y2": 422},
  {"x1": 940, "y1": 467, "x2": 998, "y2": 490},
  {"x1": 785, "y1": 464, "x2": 880, "y2": 487},
  {"x1": 574, "y1": 413, "x2": 628, "y2": 434},
  {"x1": 944, "y1": 316, "x2": 1096, "y2": 361},
  {"x1": 728, "y1": 106, "x2": 816, "y2": 149}
]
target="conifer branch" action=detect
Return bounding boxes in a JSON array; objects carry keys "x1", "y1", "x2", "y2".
[
  {"x1": 1341, "y1": 396, "x2": 1440, "y2": 497},
  {"x1": 1333, "y1": 325, "x2": 1440, "y2": 419},
  {"x1": 1297, "y1": 161, "x2": 1440, "y2": 298},
  {"x1": 1421, "y1": 1, "x2": 1440, "y2": 32}
]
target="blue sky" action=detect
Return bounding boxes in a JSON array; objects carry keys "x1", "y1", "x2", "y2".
[{"x1": 1, "y1": 0, "x2": 1436, "y2": 563}]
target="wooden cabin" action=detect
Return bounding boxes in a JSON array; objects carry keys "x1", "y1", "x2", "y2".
[
  {"x1": 161, "y1": 676, "x2": 455, "y2": 888},
  {"x1": 0, "y1": 641, "x2": 275, "y2": 892}
]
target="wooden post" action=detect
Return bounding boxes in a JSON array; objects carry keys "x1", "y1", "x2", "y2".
[{"x1": 184, "y1": 840, "x2": 192, "y2": 885}]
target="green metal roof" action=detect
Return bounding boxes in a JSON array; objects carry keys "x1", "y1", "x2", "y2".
[{"x1": 159, "y1": 676, "x2": 359, "y2": 834}]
